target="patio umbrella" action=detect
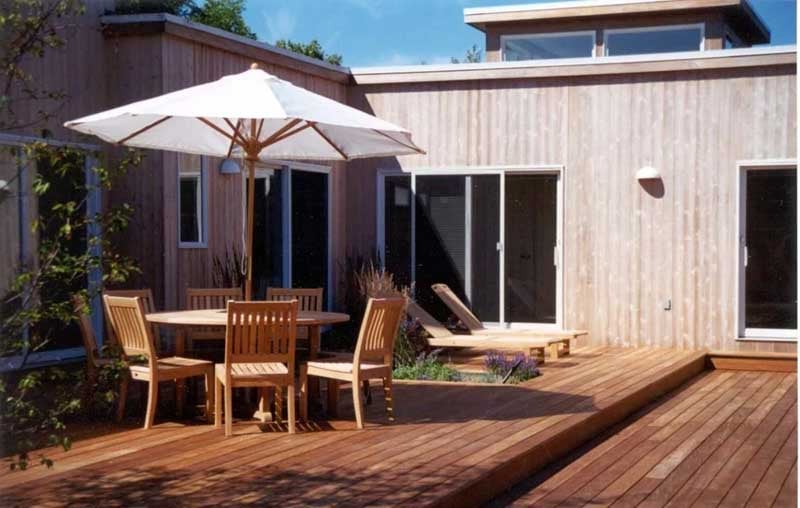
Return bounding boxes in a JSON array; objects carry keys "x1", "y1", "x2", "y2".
[{"x1": 65, "y1": 63, "x2": 423, "y2": 299}]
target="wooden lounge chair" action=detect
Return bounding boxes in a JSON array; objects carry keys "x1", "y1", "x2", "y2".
[
  {"x1": 406, "y1": 301, "x2": 565, "y2": 363},
  {"x1": 215, "y1": 300, "x2": 299, "y2": 436},
  {"x1": 103, "y1": 295, "x2": 214, "y2": 429},
  {"x1": 300, "y1": 297, "x2": 405, "y2": 429},
  {"x1": 430, "y1": 283, "x2": 587, "y2": 358},
  {"x1": 185, "y1": 287, "x2": 243, "y2": 352}
]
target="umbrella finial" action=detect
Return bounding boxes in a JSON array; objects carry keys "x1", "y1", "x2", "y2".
[{"x1": 250, "y1": 62, "x2": 260, "y2": 70}]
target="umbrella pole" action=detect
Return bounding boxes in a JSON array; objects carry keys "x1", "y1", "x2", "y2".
[{"x1": 245, "y1": 154, "x2": 257, "y2": 301}]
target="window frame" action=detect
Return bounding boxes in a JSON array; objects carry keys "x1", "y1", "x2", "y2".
[
  {"x1": 376, "y1": 164, "x2": 565, "y2": 330},
  {"x1": 603, "y1": 23, "x2": 705, "y2": 57},
  {"x1": 178, "y1": 156, "x2": 208, "y2": 249},
  {"x1": 735, "y1": 159, "x2": 799, "y2": 342},
  {"x1": 500, "y1": 30, "x2": 597, "y2": 62}
]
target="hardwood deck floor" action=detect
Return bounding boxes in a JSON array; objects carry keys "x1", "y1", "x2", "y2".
[
  {"x1": 0, "y1": 347, "x2": 720, "y2": 507},
  {"x1": 495, "y1": 369, "x2": 798, "y2": 507}
]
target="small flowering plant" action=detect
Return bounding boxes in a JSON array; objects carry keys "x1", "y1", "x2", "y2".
[{"x1": 484, "y1": 351, "x2": 541, "y2": 383}]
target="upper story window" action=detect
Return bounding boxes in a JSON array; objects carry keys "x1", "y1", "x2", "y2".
[
  {"x1": 178, "y1": 153, "x2": 208, "y2": 247},
  {"x1": 603, "y1": 24, "x2": 704, "y2": 56},
  {"x1": 501, "y1": 31, "x2": 595, "y2": 61}
]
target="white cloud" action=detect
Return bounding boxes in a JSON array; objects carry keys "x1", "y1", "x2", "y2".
[{"x1": 262, "y1": 7, "x2": 296, "y2": 42}]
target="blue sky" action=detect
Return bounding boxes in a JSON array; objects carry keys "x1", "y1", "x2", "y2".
[{"x1": 243, "y1": 0, "x2": 797, "y2": 67}]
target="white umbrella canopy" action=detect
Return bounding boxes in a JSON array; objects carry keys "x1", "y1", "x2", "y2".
[{"x1": 65, "y1": 64, "x2": 424, "y2": 299}]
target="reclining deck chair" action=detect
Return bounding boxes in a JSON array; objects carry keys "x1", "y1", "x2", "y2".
[{"x1": 407, "y1": 301, "x2": 569, "y2": 363}]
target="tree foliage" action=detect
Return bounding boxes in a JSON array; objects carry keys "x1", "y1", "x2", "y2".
[
  {"x1": 113, "y1": 0, "x2": 256, "y2": 39},
  {"x1": 451, "y1": 44, "x2": 482, "y2": 64},
  {"x1": 0, "y1": 0, "x2": 85, "y2": 131},
  {"x1": 275, "y1": 39, "x2": 343, "y2": 66},
  {"x1": 1, "y1": 144, "x2": 140, "y2": 470}
]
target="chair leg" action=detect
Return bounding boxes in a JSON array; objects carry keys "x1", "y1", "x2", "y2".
[
  {"x1": 382, "y1": 377, "x2": 394, "y2": 422},
  {"x1": 214, "y1": 377, "x2": 222, "y2": 429},
  {"x1": 224, "y1": 385, "x2": 233, "y2": 437},
  {"x1": 299, "y1": 365, "x2": 308, "y2": 422},
  {"x1": 287, "y1": 383, "x2": 296, "y2": 434},
  {"x1": 352, "y1": 377, "x2": 364, "y2": 429},
  {"x1": 258, "y1": 387, "x2": 270, "y2": 424},
  {"x1": 549, "y1": 342, "x2": 560, "y2": 360},
  {"x1": 144, "y1": 378, "x2": 158, "y2": 430},
  {"x1": 274, "y1": 386, "x2": 283, "y2": 425},
  {"x1": 327, "y1": 380, "x2": 339, "y2": 418},
  {"x1": 362, "y1": 380, "x2": 372, "y2": 405},
  {"x1": 204, "y1": 369, "x2": 214, "y2": 423},
  {"x1": 116, "y1": 375, "x2": 129, "y2": 423}
]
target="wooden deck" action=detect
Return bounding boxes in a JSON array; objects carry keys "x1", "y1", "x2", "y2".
[
  {"x1": 0, "y1": 347, "x2": 770, "y2": 507},
  {"x1": 495, "y1": 368, "x2": 798, "y2": 507}
]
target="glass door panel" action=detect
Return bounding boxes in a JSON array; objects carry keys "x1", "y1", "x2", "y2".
[
  {"x1": 251, "y1": 171, "x2": 283, "y2": 299},
  {"x1": 504, "y1": 174, "x2": 558, "y2": 324},
  {"x1": 744, "y1": 169, "x2": 797, "y2": 330},
  {"x1": 384, "y1": 175, "x2": 412, "y2": 287},
  {"x1": 415, "y1": 175, "x2": 467, "y2": 321},
  {"x1": 291, "y1": 170, "x2": 328, "y2": 292},
  {"x1": 471, "y1": 175, "x2": 501, "y2": 322}
]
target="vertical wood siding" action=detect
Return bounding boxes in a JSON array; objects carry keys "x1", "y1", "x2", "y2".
[{"x1": 347, "y1": 66, "x2": 797, "y2": 352}]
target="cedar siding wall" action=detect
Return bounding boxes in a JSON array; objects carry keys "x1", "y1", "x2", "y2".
[{"x1": 346, "y1": 64, "x2": 797, "y2": 353}]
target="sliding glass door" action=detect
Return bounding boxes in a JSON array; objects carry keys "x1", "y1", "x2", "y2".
[
  {"x1": 379, "y1": 169, "x2": 561, "y2": 327},
  {"x1": 739, "y1": 164, "x2": 798, "y2": 339},
  {"x1": 251, "y1": 164, "x2": 330, "y2": 304}
]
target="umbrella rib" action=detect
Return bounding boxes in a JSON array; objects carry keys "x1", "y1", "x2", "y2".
[
  {"x1": 223, "y1": 118, "x2": 249, "y2": 146},
  {"x1": 258, "y1": 118, "x2": 302, "y2": 149},
  {"x1": 197, "y1": 117, "x2": 245, "y2": 150},
  {"x1": 226, "y1": 119, "x2": 243, "y2": 158},
  {"x1": 268, "y1": 122, "x2": 312, "y2": 146},
  {"x1": 372, "y1": 129, "x2": 426, "y2": 154},
  {"x1": 118, "y1": 116, "x2": 172, "y2": 145},
  {"x1": 308, "y1": 122, "x2": 349, "y2": 160}
]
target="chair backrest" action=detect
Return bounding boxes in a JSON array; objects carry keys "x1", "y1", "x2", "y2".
[
  {"x1": 354, "y1": 297, "x2": 407, "y2": 367},
  {"x1": 72, "y1": 295, "x2": 100, "y2": 369},
  {"x1": 266, "y1": 287, "x2": 323, "y2": 312},
  {"x1": 224, "y1": 300, "x2": 298, "y2": 370},
  {"x1": 405, "y1": 301, "x2": 453, "y2": 339},
  {"x1": 431, "y1": 284, "x2": 485, "y2": 332},
  {"x1": 104, "y1": 289, "x2": 156, "y2": 314},
  {"x1": 186, "y1": 287, "x2": 243, "y2": 310},
  {"x1": 103, "y1": 289, "x2": 157, "y2": 346},
  {"x1": 102, "y1": 295, "x2": 157, "y2": 363}
]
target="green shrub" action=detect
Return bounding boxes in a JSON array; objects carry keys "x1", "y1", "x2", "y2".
[{"x1": 392, "y1": 350, "x2": 461, "y2": 382}]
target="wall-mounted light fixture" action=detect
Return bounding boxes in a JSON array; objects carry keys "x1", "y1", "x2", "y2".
[
  {"x1": 636, "y1": 166, "x2": 660, "y2": 180},
  {"x1": 219, "y1": 158, "x2": 241, "y2": 175}
]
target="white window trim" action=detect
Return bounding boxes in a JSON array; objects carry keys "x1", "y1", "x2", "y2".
[
  {"x1": 603, "y1": 23, "x2": 705, "y2": 56},
  {"x1": 178, "y1": 157, "x2": 208, "y2": 248},
  {"x1": 735, "y1": 159, "x2": 798, "y2": 342},
  {"x1": 377, "y1": 165, "x2": 565, "y2": 330},
  {"x1": 500, "y1": 30, "x2": 597, "y2": 61}
]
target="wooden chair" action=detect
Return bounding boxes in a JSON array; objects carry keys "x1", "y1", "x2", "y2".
[
  {"x1": 430, "y1": 283, "x2": 587, "y2": 357},
  {"x1": 72, "y1": 295, "x2": 114, "y2": 408},
  {"x1": 215, "y1": 300, "x2": 298, "y2": 436},
  {"x1": 266, "y1": 287, "x2": 323, "y2": 348},
  {"x1": 408, "y1": 301, "x2": 567, "y2": 363},
  {"x1": 103, "y1": 295, "x2": 214, "y2": 429},
  {"x1": 300, "y1": 297, "x2": 406, "y2": 429},
  {"x1": 185, "y1": 287, "x2": 243, "y2": 351},
  {"x1": 104, "y1": 289, "x2": 159, "y2": 348}
]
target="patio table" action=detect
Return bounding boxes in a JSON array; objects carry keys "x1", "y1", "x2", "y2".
[{"x1": 146, "y1": 308, "x2": 350, "y2": 417}]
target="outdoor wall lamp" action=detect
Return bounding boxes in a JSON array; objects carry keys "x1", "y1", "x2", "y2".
[
  {"x1": 219, "y1": 158, "x2": 241, "y2": 175},
  {"x1": 636, "y1": 166, "x2": 660, "y2": 180}
]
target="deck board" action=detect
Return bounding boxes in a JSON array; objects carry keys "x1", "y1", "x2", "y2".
[
  {"x1": 501, "y1": 369, "x2": 798, "y2": 508},
  {"x1": 0, "y1": 347, "x2": 736, "y2": 507}
]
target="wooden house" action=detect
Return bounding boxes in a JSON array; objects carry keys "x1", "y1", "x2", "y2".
[{"x1": 0, "y1": 0, "x2": 795, "y2": 365}]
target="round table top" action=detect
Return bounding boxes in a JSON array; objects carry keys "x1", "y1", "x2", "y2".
[{"x1": 146, "y1": 309, "x2": 350, "y2": 327}]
